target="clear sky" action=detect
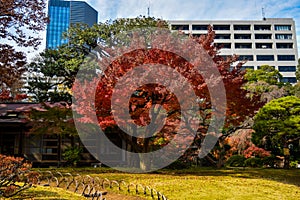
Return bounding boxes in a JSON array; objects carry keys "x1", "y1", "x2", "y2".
[{"x1": 31, "y1": 0, "x2": 300, "y2": 60}]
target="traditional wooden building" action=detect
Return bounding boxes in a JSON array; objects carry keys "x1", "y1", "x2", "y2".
[{"x1": 0, "y1": 103, "x2": 98, "y2": 166}]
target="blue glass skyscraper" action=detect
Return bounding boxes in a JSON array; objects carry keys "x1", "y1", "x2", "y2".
[{"x1": 46, "y1": 0, "x2": 98, "y2": 49}]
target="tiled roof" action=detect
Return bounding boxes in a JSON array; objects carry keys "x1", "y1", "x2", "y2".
[{"x1": 0, "y1": 103, "x2": 40, "y2": 116}]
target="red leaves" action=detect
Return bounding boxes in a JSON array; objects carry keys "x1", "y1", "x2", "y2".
[
  {"x1": 0, "y1": 0, "x2": 48, "y2": 49},
  {"x1": 0, "y1": 44, "x2": 26, "y2": 97},
  {"x1": 15, "y1": 94, "x2": 28, "y2": 100},
  {"x1": 243, "y1": 146, "x2": 271, "y2": 159},
  {"x1": 191, "y1": 26, "x2": 262, "y2": 128},
  {"x1": 0, "y1": 89, "x2": 27, "y2": 102},
  {"x1": 0, "y1": 154, "x2": 38, "y2": 197},
  {"x1": 73, "y1": 23, "x2": 263, "y2": 160},
  {"x1": 1, "y1": 0, "x2": 48, "y2": 101},
  {"x1": 93, "y1": 48, "x2": 204, "y2": 135}
]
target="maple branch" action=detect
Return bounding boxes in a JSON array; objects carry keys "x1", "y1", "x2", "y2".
[{"x1": 287, "y1": 136, "x2": 300, "y2": 143}]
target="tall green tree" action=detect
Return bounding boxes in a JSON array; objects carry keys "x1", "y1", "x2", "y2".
[
  {"x1": 26, "y1": 46, "x2": 82, "y2": 103},
  {"x1": 243, "y1": 65, "x2": 291, "y2": 102},
  {"x1": 252, "y1": 96, "x2": 300, "y2": 168},
  {"x1": 294, "y1": 83, "x2": 300, "y2": 98},
  {"x1": 27, "y1": 16, "x2": 168, "y2": 103},
  {"x1": 244, "y1": 65, "x2": 282, "y2": 85},
  {"x1": 0, "y1": 0, "x2": 48, "y2": 100}
]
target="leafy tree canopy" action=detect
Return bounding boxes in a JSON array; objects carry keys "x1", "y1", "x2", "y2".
[
  {"x1": 243, "y1": 65, "x2": 292, "y2": 102},
  {"x1": 28, "y1": 102, "x2": 76, "y2": 136},
  {"x1": 252, "y1": 96, "x2": 300, "y2": 163},
  {"x1": 244, "y1": 65, "x2": 283, "y2": 85},
  {"x1": 27, "y1": 16, "x2": 168, "y2": 103},
  {"x1": 72, "y1": 19, "x2": 264, "y2": 169},
  {"x1": 0, "y1": 0, "x2": 48, "y2": 101}
]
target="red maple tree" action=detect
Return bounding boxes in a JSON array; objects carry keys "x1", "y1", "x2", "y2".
[{"x1": 73, "y1": 25, "x2": 263, "y2": 170}]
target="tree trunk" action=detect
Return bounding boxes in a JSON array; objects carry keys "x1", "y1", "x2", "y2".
[
  {"x1": 126, "y1": 125, "x2": 140, "y2": 168},
  {"x1": 283, "y1": 144, "x2": 290, "y2": 169},
  {"x1": 127, "y1": 143, "x2": 140, "y2": 168},
  {"x1": 138, "y1": 137, "x2": 152, "y2": 171},
  {"x1": 216, "y1": 138, "x2": 226, "y2": 168},
  {"x1": 139, "y1": 153, "x2": 151, "y2": 171},
  {"x1": 284, "y1": 155, "x2": 290, "y2": 169}
]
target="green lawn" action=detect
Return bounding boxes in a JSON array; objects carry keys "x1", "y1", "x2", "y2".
[
  {"x1": 10, "y1": 185, "x2": 86, "y2": 200},
  {"x1": 11, "y1": 167, "x2": 300, "y2": 200}
]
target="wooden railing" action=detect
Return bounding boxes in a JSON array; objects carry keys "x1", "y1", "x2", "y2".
[{"x1": 36, "y1": 170, "x2": 168, "y2": 200}]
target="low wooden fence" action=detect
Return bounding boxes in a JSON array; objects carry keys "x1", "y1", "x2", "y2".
[{"x1": 36, "y1": 170, "x2": 168, "y2": 200}]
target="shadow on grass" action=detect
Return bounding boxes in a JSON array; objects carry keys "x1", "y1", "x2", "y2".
[
  {"x1": 158, "y1": 167, "x2": 300, "y2": 187},
  {"x1": 10, "y1": 186, "x2": 78, "y2": 200},
  {"x1": 11, "y1": 190, "x2": 63, "y2": 200}
]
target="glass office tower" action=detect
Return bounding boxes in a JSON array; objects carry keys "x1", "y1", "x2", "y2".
[{"x1": 46, "y1": 0, "x2": 98, "y2": 49}]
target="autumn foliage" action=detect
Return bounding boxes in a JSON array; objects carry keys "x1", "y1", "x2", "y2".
[
  {"x1": 0, "y1": 0, "x2": 48, "y2": 101},
  {"x1": 0, "y1": 154, "x2": 38, "y2": 197},
  {"x1": 243, "y1": 146, "x2": 271, "y2": 159},
  {"x1": 72, "y1": 18, "x2": 264, "y2": 170},
  {"x1": 227, "y1": 129, "x2": 270, "y2": 159},
  {"x1": 0, "y1": 89, "x2": 27, "y2": 102},
  {"x1": 195, "y1": 26, "x2": 263, "y2": 127}
]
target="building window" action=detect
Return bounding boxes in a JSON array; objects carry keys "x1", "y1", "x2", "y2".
[
  {"x1": 241, "y1": 66, "x2": 254, "y2": 70},
  {"x1": 254, "y1": 25, "x2": 271, "y2": 30},
  {"x1": 278, "y1": 66, "x2": 296, "y2": 72},
  {"x1": 276, "y1": 43, "x2": 293, "y2": 49},
  {"x1": 213, "y1": 25, "x2": 230, "y2": 30},
  {"x1": 282, "y1": 77, "x2": 297, "y2": 83},
  {"x1": 255, "y1": 34, "x2": 272, "y2": 39},
  {"x1": 171, "y1": 24, "x2": 189, "y2": 30},
  {"x1": 192, "y1": 25, "x2": 209, "y2": 30},
  {"x1": 235, "y1": 43, "x2": 252, "y2": 49},
  {"x1": 238, "y1": 55, "x2": 254, "y2": 61},
  {"x1": 257, "y1": 66, "x2": 275, "y2": 69},
  {"x1": 234, "y1": 25, "x2": 251, "y2": 30},
  {"x1": 257, "y1": 55, "x2": 274, "y2": 61},
  {"x1": 234, "y1": 34, "x2": 251, "y2": 39},
  {"x1": 215, "y1": 34, "x2": 231, "y2": 39},
  {"x1": 275, "y1": 34, "x2": 292, "y2": 40},
  {"x1": 215, "y1": 43, "x2": 231, "y2": 49},
  {"x1": 256, "y1": 43, "x2": 272, "y2": 49},
  {"x1": 277, "y1": 55, "x2": 295, "y2": 61},
  {"x1": 274, "y1": 25, "x2": 291, "y2": 31}
]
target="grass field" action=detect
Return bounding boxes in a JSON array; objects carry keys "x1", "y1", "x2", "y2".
[{"x1": 10, "y1": 167, "x2": 300, "y2": 200}]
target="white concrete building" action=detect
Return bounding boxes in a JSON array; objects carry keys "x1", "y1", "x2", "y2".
[{"x1": 169, "y1": 18, "x2": 298, "y2": 83}]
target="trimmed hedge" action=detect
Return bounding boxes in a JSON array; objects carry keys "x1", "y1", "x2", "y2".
[
  {"x1": 244, "y1": 157, "x2": 263, "y2": 167},
  {"x1": 226, "y1": 155, "x2": 246, "y2": 167}
]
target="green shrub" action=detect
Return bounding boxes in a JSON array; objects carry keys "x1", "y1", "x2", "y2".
[
  {"x1": 290, "y1": 161, "x2": 299, "y2": 168},
  {"x1": 262, "y1": 155, "x2": 276, "y2": 167},
  {"x1": 244, "y1": 157, "x2": 263, "y2": 168},
  {"x1": 62, "y1": 146, "x2": 83, "y2": 166},
  {"x1": 226, "y1": 155, "x2": 246, "y2": 167}
]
